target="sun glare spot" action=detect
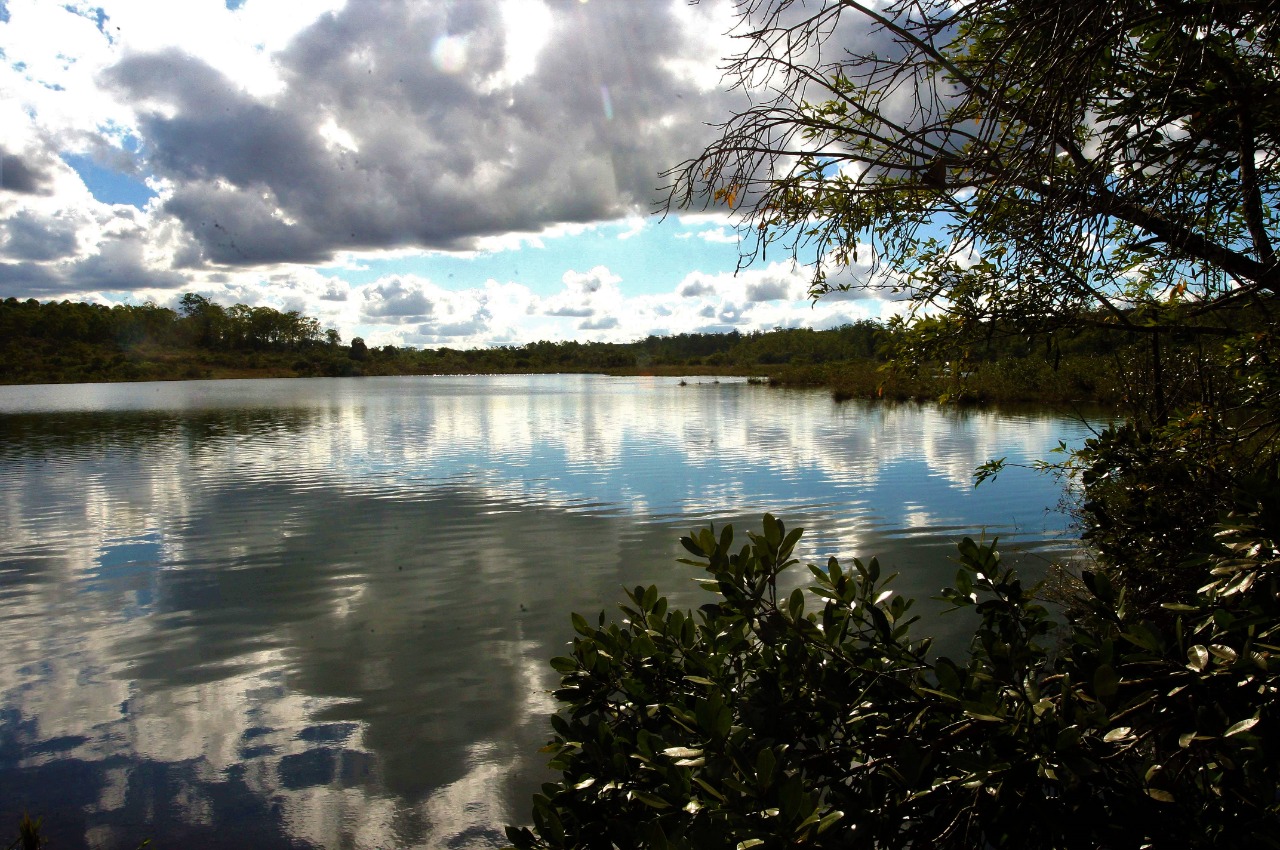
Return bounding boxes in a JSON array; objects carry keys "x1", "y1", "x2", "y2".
[
  {"x1": 500, "y1": 0, "x2": 553, "y2": 83},
  {"x1": 318, "y1": 117, "x2": 360, "y2": 153},
  {"x1": 480, "y1": 0, "x2": 553, "y2": 92},
  {"x1": 431, "y1": 34, "x2": 468, "y2": 75}
]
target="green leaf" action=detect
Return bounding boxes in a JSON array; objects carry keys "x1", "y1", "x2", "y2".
[
  {"x1": 1208, "y1": 644, "x2": 1238, "y2": 664},
  {"x1": 756, "y1": 747, "x2": 777, "y2": 786},
  {"x1": 692, "y1": 777, "x2": 727, "y2": 802},
  {"x1": 643, "y1": 584, "x2": 658, "y2": 611},
  {"x1": 1225, "y1": 717, "x2": 1260, "y2": 737},
  {"x1": 817, "y1": 810, "x2": 845, "y2": 834},
  {"x1": 788, "y1": 587, "x2": 805, "y2": 619},
  {"x1": 916, "y1": 687, "x2": 961, "y2": 702},
  {"x1": 1093, "y1": 664, "x2": 1119, "y2": 700},
  {"x1": 631, "y1": 791, "x2": 671, "y2": 809},
  {"x1": 763, "y1": 513, "x2": 782, "y2": 546},
  {"x1": 549, "y1": 656, "x2": 578, "y2": 673},
  {"x1": 934, "y1": 658, "x2": 962, "y2": 694},
  {"x1": 681, "y1": 536, "x2": 705, "y2": 557}
]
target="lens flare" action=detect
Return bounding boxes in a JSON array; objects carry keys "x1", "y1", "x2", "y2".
[
  {"x1": 600, "y1": 84, "x2": 613, "y2": 121},
  {"x1": 431, "y1": 34, "x2": 468, "y2": 74}
]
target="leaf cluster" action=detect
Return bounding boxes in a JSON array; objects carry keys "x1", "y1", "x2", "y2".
[
  {"x1": 667, "y1": 0, "x2": 1280, "y2": 342},
  {"x1": 509, "y1": 511, "x2": 1280, "y2": 849}
]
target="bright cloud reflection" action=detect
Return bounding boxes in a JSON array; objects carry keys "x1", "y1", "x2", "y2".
[{"x1": 0, "y1": 376, "x2": 1101, "y2": 848}]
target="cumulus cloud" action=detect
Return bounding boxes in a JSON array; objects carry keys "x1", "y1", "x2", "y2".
[
  {"x1": 744, "y1": 278, "x2": 795, "y2": 302},
  {"x1": 0, "y1": 0, "x2": 907, "y2": 343},
  {"x1": 540, "y1": 265, "x2": 622, "y2": 318},
  {"x1": 89, "y1": 1, "x2": 739, "y2": 269},
  {"x1": 422, "y1": 310, "x2": 493, "y2": 340},
  {"x1": 681, "y1": 226, "x2": 738, "y2": 244},
  {"x1": 1, "y1": 210, "x2": 80, "y2": 261},
  {"x1": 363, "y1": 277, "x2": 435, "y2": 321},
  {"x1": 1, "y1": 150, "x2": 54, "y2": 195},
  {"x1": 0, "y1": 224, "x2": 188, "y2": 298},
  {"x1": 545, "y1": 304, "x2": 594, "y2": 318},
  {"x1": 579, "y1": 315, "x2": 619, "y2": 331},
  {"x1": 678, "y1": 277, "x2": 716, "y2": 297}
]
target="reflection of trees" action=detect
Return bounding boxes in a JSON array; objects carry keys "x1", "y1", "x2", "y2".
[{"x1": 0, "y1": 408, "x2": 322, "y2": 462}]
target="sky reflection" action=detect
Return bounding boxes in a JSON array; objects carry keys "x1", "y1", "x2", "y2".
[{"x1": 0, "y1": 376, "x2": 1100, "y2": 848}]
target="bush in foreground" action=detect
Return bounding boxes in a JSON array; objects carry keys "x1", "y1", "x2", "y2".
[{"x1": 507, "y1": 514, "x2": 1280, "y2": 849}]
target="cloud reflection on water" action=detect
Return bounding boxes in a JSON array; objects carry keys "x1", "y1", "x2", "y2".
[{"x1": 0, "y1": 376, "x2": 1099, "y2": 848}]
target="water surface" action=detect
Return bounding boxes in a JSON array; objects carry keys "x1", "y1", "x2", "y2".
[{"x1": 0, "y1": 375, "x2": 1097, "y2": 848}]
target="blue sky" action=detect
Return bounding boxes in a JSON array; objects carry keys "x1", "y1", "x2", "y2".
[{"x1": 0, "y1": 0, "x2": 897, "y2": 347}]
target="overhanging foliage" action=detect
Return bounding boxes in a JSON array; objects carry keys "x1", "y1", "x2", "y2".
[
  {"x1": 508, "y1": 514, "x2": 1280, "y2": 849},
  {"x1": 666, "y1": 0, "x2": 1279, "y2": 337}
]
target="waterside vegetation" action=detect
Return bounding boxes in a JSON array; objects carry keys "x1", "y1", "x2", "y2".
[{"x1": 2, "y1": 292, "x2": 1247, "y2": 411}]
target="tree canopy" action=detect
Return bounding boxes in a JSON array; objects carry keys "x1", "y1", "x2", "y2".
[{"x1": 667, "y1": 0, "x2": 1279, "y2": 337}]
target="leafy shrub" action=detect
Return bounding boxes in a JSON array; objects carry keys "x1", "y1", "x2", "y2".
[{"x1": 508, "y1": 515, "x2": 1280, "y2": 849}]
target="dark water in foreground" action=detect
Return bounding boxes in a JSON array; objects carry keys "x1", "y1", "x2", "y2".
[{"x1": 0, "y1": 374, "x2": 1098, "y2": 848}]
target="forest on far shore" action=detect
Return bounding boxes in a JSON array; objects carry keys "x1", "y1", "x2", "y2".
[{"x1": 0, "y1": 293, "x2": 1195, "y2": 408}]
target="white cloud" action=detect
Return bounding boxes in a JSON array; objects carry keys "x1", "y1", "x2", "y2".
[
  {"x1": 616, "y1": 215, "x2": 648, "y2": 241},
  {"x1": 696, "y1": 227, "x2": 740, "y2": 244},
  {"x1": 0, "y1": 0, "x2": 907, "y2": 347},
  {"x1": 539, "y1": 265, "x2": 622, "y2": 318}
]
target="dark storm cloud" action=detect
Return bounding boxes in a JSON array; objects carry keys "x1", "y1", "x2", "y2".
[
  {"x1": 2, "y1": 211, "x2": 79, "y2": 261},
  {"x1": 0, "y1": 232, "x2": 187, "y2": 299},
  {"x1": 102, "y1": 0, "x2": 735, "y2": 267},
  {"x1": 1, "y1": 150, "x2": 54, "y2": 195},
  {"x1": 0, "y1": 262, "x2": 62, "y2": 296}
]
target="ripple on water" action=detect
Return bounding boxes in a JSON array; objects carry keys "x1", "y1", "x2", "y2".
[{"x1": 0, "y1": 376, "x2": 1099, "y2": 849}]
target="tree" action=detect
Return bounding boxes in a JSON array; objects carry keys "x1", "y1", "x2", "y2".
[
  {"x1": 666, "y1": 0, "x2": 1279, "y2": 340},
  {"x1": 177, "y1": 292, "x2": 227, "y2": 348}
]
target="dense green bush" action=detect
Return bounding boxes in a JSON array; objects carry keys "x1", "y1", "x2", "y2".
[{"x1": 508, "y1": 512, "x2": 1280, "y2": 849}]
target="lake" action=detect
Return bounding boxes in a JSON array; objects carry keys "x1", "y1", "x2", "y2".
[{"x1": 0, "y1": 374, "x2": 1098, "y2": 849}]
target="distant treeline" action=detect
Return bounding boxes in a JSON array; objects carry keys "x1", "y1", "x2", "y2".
[
  {"x1": 0, "y1": 294, "x2": 342, "y2": 384},
  {"x1": 1, "y1": 294, "x2": 1146, "y2": 406}
]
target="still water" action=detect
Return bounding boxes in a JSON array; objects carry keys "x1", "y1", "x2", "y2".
[{"x1": 0, "y1": 374, "x2": 1097, "y2": 849}]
